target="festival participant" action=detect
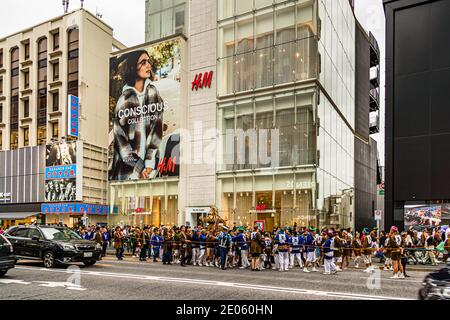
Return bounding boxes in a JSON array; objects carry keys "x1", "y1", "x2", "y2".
[
  {"x1": 289, "y1": 230, "x2": 303, "y2": 270},
  {"x1": 303, "y1": 228, "x2": 318, "y2": 273},
  {"x1": 198, "y1": 229, "x2": 207, "y2": 266},
  {"x1": 352, "y1": 232, "x2": 362, "y2": 269},
  {"x1": 362, "y1": 228, "x2": 374, "y2": 272},
  {"x1": 250, "y1": 226, "x2": 263, "y2": 271},
  {"x1": 234, "y1": 227, "x2": 249, "y2": 269},
  {"x1": 262, "y1": 232, "x2": 273, "y2": 270},
  {"x1": 216, "y1": 226, "x2": 232, "y2": 270},
  {"x1": 274, "y1": 228, "x2": 290, "y2": 272},
  {"x1": 322, "y1": 232, "x2": 337, "y2": 275},
  {"x1": 341, "y1": 231, "x2": 352, "y2": 270},
  {"x1": 191, "y1": 228, "x2": 201, "y2": 266},
  {"x1": 388, "y1": 226, "x2": 405, "y2": 279},
  {"x1": 333, "y1": 231, "x2": 343, "y2": 272}
]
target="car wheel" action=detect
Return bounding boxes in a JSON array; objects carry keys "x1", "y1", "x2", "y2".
[
  {"x1": 0, "y1": 270, "x2": 7, "y2": 277},
  {"x1": 43, "y1": 251, "x2": 56, "y2": 268},
  {"x1": 83, "y1": 260, "x2": 96, "y2": 267}
]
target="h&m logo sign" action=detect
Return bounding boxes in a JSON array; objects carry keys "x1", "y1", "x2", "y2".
[{"x1": 192, "y1": 71, "x2": 213, "y2": 91}]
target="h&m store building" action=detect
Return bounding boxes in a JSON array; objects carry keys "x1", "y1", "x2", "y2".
[{"x1": 108, "y1": 0, "x2": 381, "y2": 231}]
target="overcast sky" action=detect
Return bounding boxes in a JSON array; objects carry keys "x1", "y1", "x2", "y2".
[{"x1": 0, "y1": 0, "x2": 386, "y2": 164}]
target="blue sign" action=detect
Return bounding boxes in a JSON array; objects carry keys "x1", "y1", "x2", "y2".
[
  {"x1": 68, "y1": 95, "x2": 79, "y2": 138},
  {"x1": 45, "y1": 165, "x2": 77, "y2": 180},
  {"x1": 41, "y1": 203, "x2": 109, "y2": 215}
]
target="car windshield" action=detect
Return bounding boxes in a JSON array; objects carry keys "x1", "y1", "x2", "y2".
[{"x1": 40, "y1": 228, "x2": 82, "y2": 241}]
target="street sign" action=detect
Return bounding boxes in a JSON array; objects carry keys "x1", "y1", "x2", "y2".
[{"x1": 375, "y1": 210, "x2": 382, "y2": 221}]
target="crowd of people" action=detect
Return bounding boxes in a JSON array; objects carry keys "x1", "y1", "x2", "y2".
[{"x1": 71, "y1": 223, "x2": 450, "y2": 279}]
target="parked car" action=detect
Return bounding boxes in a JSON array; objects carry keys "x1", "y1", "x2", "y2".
[
  {"x1": 0, "y1": 234, "x2": 15, "y2": 277},
  {"x1": 5, "y1": 225, "x2": 102, "y2": 268},
  {"x1": 419, "y1": 265, "x2": 450, "y2": 300}
]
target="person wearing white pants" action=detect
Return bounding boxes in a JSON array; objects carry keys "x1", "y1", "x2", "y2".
[
  {"x1": 323, "y1": 232, "x2": 337, "y2": 275},
  {"x1": 191, "y1": 229, "x2": 201, "y2": 266},
  {"x1": 303, "y1": 228, "x2": 318, "y2": 272},
  {"x1": 233, "y1": 228, "x2": 250, "y2": 269},
  {"x1": 289, "y1": 231, "x2": 304, "y2": 269},
  {"x1": 198, "y1": 229, "x2": 208, "y2": 266},
  {"x1": 275, "y1": 229, "x2": 290, "y2": 272}
]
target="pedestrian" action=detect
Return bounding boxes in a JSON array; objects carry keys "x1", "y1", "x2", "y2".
[
  {"x1": 191, "y1": 228, "x2": 201, "y2": 266},
  {"x1": 352, "y1": 232, "x2": 362, "y2": 269},
  {"x1": 139, "y1": 227, "x2": 150, "y2": 262},
  {"x1": 94, "y1": 226, "x2": 103, "y2": 258},
  {"x1": 206, "y1": 229, "x2": 216, "y2": 267},
  {"x1": 162, "y1": 229, "x2": 173, "y2": 265},
  {"x1": 179, "y1": 226, "x2": 188, "y2": 267},
  {"x1": 361, "y1": 228, "x2": 374, "y2": 272},
  {"x1": 151, "y1": 228, "x2": 162, "y2": 262},
  {"x1": 101, "y1": 227, "x2": 109, "y2": 257},
  {"x1": 274, "y1": 228, "x2": 290, "y2": 272},
  {"x1": 304, "y1": 228, "x2": 318, "y2": 273},
  {"x1": 289, "y1": 230, "x2": 303, "y2": 270},
  {"x1": 234, "y1": 227, "x2": 249, "y2": 269},
  {"x1": 198, "y1": 229, "x2": 207, "y2": 266},
  {"x1": 334, "y1": 231, "x2": 343, "y2": 272},
  {"x1": 114, "y1": 226, "x2": 124, "y2": 261},
  {"x1": 341, "y1": 231, "x2": 352, "y2": 269},
  {"x1": 250, "y1": 226, "x2": 263, "y2": 271},
  {"x1": 388, "y1": 226, "x2": 405, "y2": 279},
  {"x1": 216, "y1": 226, "x2": 232, "y2": 270},
  {"x1": 262, "y1": 232, "x2": 273, "y2": 270},
  {"x1": 400, "y1": 232, "x2": 410, "y2": 278},
  {"x1": 322, "y1": 232, "x2": 337, "y2": 275}
]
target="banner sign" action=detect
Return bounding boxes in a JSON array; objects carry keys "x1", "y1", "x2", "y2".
[
  {"x1": 68, "y1": 95, "x2": 79, "y2": 138},
  {"x1": 45, "y1": 141, "x2": 81, "y2": 202},
  {"x1": 41, "y1": 203, "x2": 109, "y2": 215},
  {"x1": 45, "y1": 165, "x2": 77, "y2": 180},
  {"x1": 109, "y1": 39, "x2": 182, "y2": 181}
]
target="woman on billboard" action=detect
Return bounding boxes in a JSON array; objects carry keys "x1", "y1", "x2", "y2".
[{"x1": 111, "y1": 50, "x2": 165, "y2": 180}]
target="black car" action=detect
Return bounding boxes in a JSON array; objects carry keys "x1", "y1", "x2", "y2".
[
  {"x1": 0, "y1": 234, "x2": 15, "y2": 276},
  {"x1": 419, "y1": 265, "x2": 450, "y2": 300},
  {"x1": 5, "y1": 225, "x2": 102, "y2": 268}
]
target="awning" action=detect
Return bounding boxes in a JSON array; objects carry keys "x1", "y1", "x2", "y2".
[{"x1": 0, "y1": 212, "x2": 39, "y2": 220}]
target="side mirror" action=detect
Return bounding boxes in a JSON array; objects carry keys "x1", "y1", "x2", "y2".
[{"x1": 32, "y1": 236, "x2": 41, "y2": 242}]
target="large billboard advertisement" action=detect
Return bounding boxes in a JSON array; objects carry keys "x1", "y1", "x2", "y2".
[
  {"x1": 45, "y1": 141, "x2": 82, "y2": 202},
  {"x1": 108, "y1": 39, "x2": 182, "y2": 181},
  {"x1": 405, "y1": 204, "x2": 450, "y2": 229}
]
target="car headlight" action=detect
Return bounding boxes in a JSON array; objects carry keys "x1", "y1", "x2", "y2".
[
  {"x1": 442, "y1": 288, "x2": 450, "y2": 299},
  {"x1": 61, "y1": 244, "x2": 76, "y2": 251}
]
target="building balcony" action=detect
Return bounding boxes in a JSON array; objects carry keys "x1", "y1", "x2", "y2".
[
  {"x1": 370, "y1": 112, "x2": 380, "y2": 134},
  {"x1": 369, "y1": 32, "x2": 380, "y2": 68},
  {"x1": 370, "y1": 66, "x2": 380, "y2": 89},
  {"x1": 369, "y1": 88, "x2": 380, "y2": 112}
]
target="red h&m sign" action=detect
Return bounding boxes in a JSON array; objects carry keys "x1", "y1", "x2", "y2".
[{"x1": 192, "y1": 71, "x2": 213, "y2": 91}]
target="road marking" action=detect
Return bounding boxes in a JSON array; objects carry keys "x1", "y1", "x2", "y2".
[
  {"x1": 0, "y1": 279, "x2": 32, "y2": 285},
  {"x1": 359, "y1": 276, "x2": 423, "y2": 284},
  {"x1": 14, "y1": 266, "x2": 413, "y2": 300},
  {"x1": 34, "y1": 281, "x2": 87, "y2": 291}
]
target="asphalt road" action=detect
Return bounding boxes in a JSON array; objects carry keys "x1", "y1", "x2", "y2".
[{"x1": 0, "y1": 257, "x2": 427, "y2": 300}]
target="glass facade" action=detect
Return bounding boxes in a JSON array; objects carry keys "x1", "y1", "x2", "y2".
[
  {"x1": 110, "y1": 180, "x2": 180, "y2": 227},
  {"x1": 217, "y1": 0, "x2": 357, "y2": 229},
  {"x1": 218, "y1": 0, "x2": 317, "y2": 96},
  {"x1": 315, "y1": 0, "x2": 356, "y2": 227},
  {"x1": 218, "y1": 89, "x2": 316, "y2": 172},
  {"x1": 145, "y1": 0, "x2": 187, "y2": 42}
]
